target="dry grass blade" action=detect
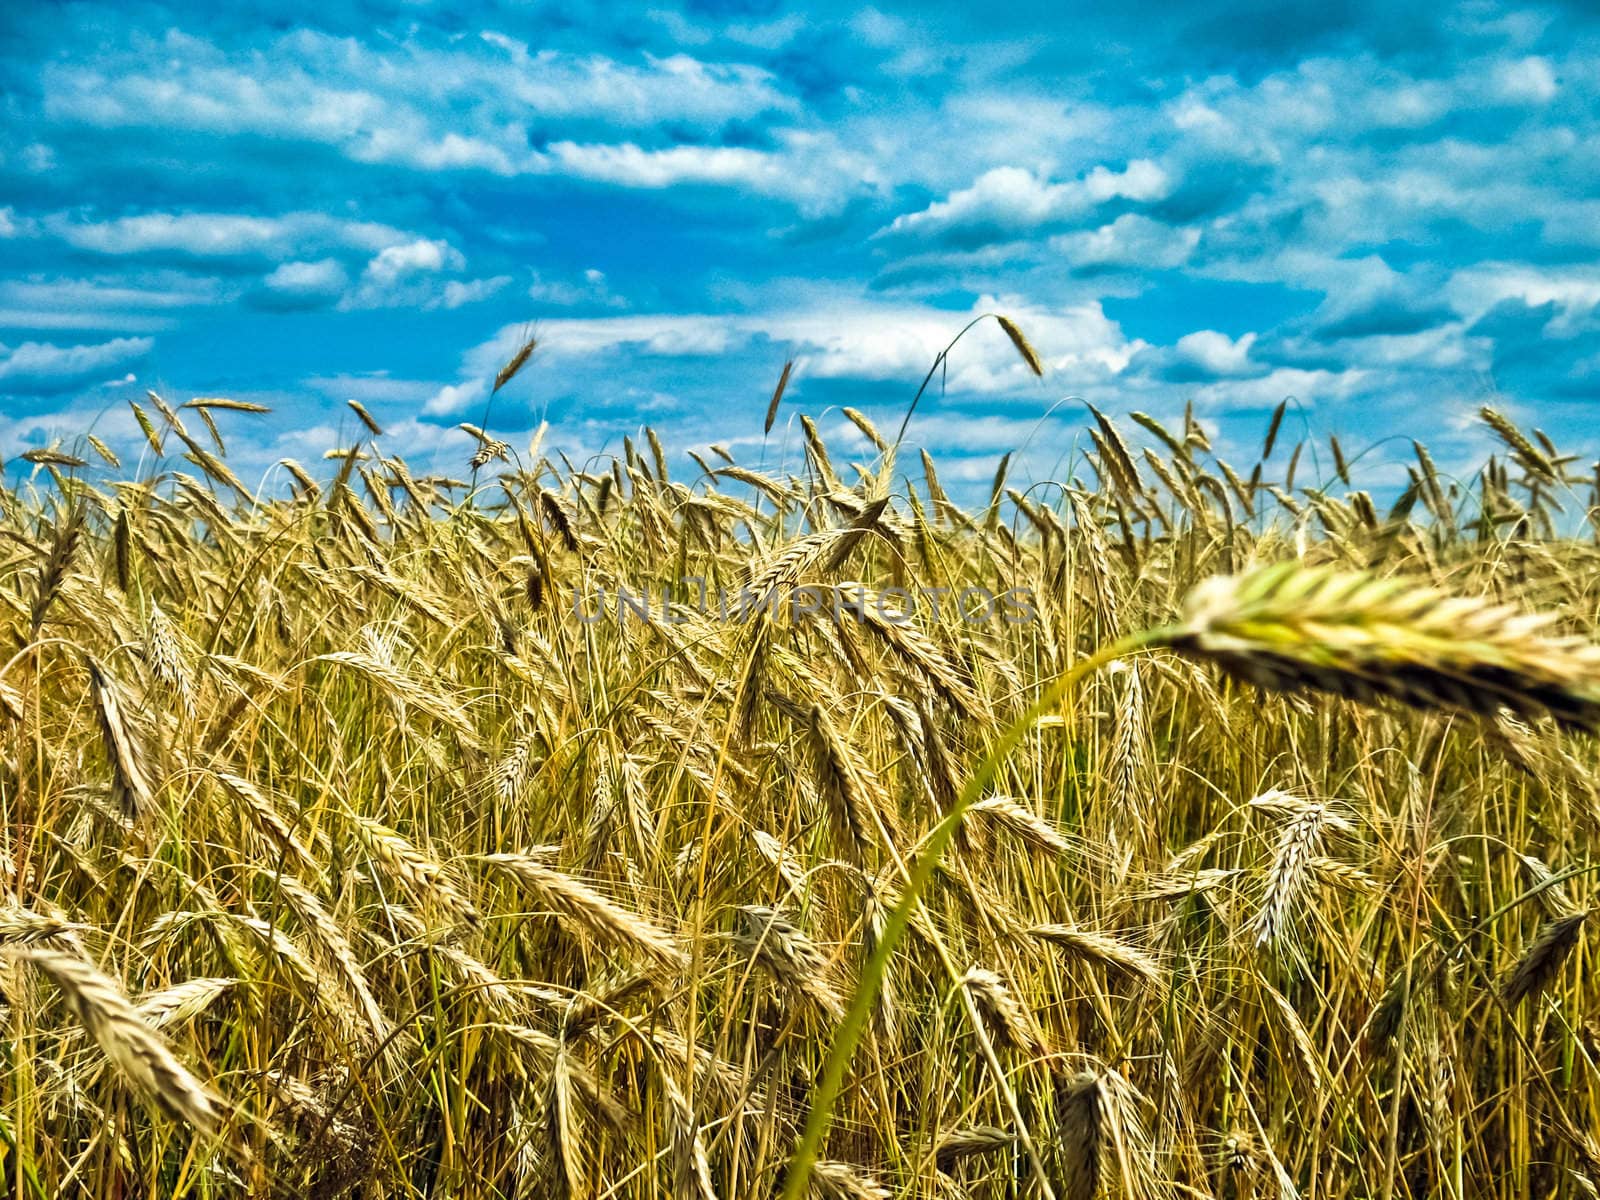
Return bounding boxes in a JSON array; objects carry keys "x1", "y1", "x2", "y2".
[
  {"x1": 959, "y1": 966, "x2": 1045, "y2": 1057},
  {"x1": 185, "y1": 397, "x2": 271, "y2": 413},
  {"x1": 0, "y1": 906, "x2": 91, "y2": 947},
  {"x1": 935, "y1": 1126, "x2": 1016, "y2": 1168},
  {"x1": 347, "y1": 399, "x2": 384, "y2": 435},
  {"x1": 808, "y1": 702, "x2": 892, "y2": 856},
  {"x1": 733, "y1": 905, "x2": 844, "y2": 1020},
  {"x1": 144, "y1": 601, "x2": 196, "y2": 717},
  {"x1": 1254, "y1": 802, "x2": 1334, "y2": 948},
  {"x1": 810, "y1": 1160, "x2": 891, "y2": 1200},
  {"x1": 357, "y1": 818, "x2": 482, "y2": 928},
  {"x1": 662, "y1": 1071, "x2": 719, "y2": 1200},
  {"x1": 218, "y1": 772, "x2": 323, "y2": 882},
  {"x1": 29, "y1": 504, "x2": 84, "y2": 636},
  {"x1": 968, "y1": 796, "x2": 1073, "y2": 857},
  {"x1": 134, "y1": 977, "x2": 237, "y2": 1029},
  {"x1": 1057, "y1": 1071, "x2": 1103, "y2": 1200},
  {"x1": 317, "y1": 650, "x2": 481, "y2": 742},
  {"x1": 22, "y1": 447, "x2": 90, "y2": 468},
  {"x1": 1481, "y1": 406, "x2": 1558, "y2": 483},
  {"x1": 1, "y1": 675, "x2": 26, "y2": 724}
]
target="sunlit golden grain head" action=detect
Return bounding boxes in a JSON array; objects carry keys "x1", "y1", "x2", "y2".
[
  {"x1": 1170, "y1": 561, "x2": 1600, "y2": 729},
  {"x1": 493, "y1": 331, "x2": 539, "y2": 393},
  {"x1": 16, "y1": 948, "x2": 233, "y2": 1148},
  {"x1": 995, "y1": 315, "x2": 1044, "y2": 377}
]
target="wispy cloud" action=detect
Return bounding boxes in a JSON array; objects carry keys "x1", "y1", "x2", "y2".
[
  {"x1": 0, "y1": 336, "x2": 153, "y2": 394},
  {"x1": 44, "y1": 211, "x2": 410, "y2": 262}
]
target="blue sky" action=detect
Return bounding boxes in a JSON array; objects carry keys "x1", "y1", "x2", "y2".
[{"x1": 3, "y1": 1, "x2": 1599, "y2": 494}]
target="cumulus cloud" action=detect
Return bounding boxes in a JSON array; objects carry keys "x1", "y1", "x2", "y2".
[
  {"x1": 1051, "y1": 214, "x2": 1200, "y2": 272},
  {"x1": 1176, "y1": 330, "x2": 1260, "y2": 377},
  {"x1": 1494, "y1": 55, "x2": 1558, "y2": 103},
  {"x1": 342, "y1": 239, "x2": 468, "y2": 309},
  {"x1": 1129, "y1": 330, "x2": 1271, "y2": 384},
  {"x1": 361, "y1": 240, "x2": 464, "y2": 286},
  {"x1": 0, "y1": 336, "x2": 153, "y2": 394},
  {"x1": 250, "y1": 259, "x2": 349, "y2": 311},
  {"x1": 880, "y1": 160, "x2": 1170, "y2": 246},
  {"x1": 424, "y1": 379, "x2": 487, "y2": 418},
  {"x1": 1445, "y1": 264, "x2": 1600, "y2": 331}
]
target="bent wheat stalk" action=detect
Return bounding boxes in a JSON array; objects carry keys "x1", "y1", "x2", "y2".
[
  {"x1": 784, "y1": 561, "x2": 1600, "y2": 1198},
  {"x1": 781, "y1": 631, "x2": 1149, "y2": 1200}
]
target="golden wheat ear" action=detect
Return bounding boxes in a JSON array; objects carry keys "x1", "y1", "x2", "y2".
[
  {"x1": 1165, "y1": 561, "x2": 1600, "y2": 730},
  {"x1": 17, "y1": 948, "x2": 237, "y2": 1150}
]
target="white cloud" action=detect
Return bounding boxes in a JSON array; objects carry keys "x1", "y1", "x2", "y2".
[
  {"x1": 0, "y1": 207, "x2": 16, "y2": 238},
  {"x1": 434, "y1": 294, "x2": 1138, "y2": 413},
  {"x1": 544, "y1": 141, "x2": 780, "y2": 190},
  {"x1": 1175, "y1": 330, "x2": 1259, "y2": 378},
  {"x1": 263, "y1": 259, "x2": 346, "y2": 289},
  {"x1": 482, "y1": 38, "x2": 794, "y2": 121},
  {"x1": 1185, "y1": 366, "x2": 1364, "y2": 414},
  {"x1": 0, "y1": 336, "x2": 153, "y2": 394},
  {"x1": 880, "y1": 160, "x2": 1169, "y2": 242},
  {"x1": 424, "y1": 379, "x2": 487, "y2": 417},
  {"x1": 342, "y1": 238, "x2": 468, "y2": 309},
  {"x1": 1494, "y1": 56, "x2": 1558, "y2": 103},
  {"x1": 528, "y1": 268, "x2": 627, "y2": 309},
  {"x1": 1051, "y1": 214, "x2": 1199, "y2": 270},
  {"x1": 0, "y1": 273, "x2": 225, "y2": 330},
  {"x1": 361, "y1": 239, "x2": 464, "y2": 285},
  {"x1": 33, "y1": 30, "x2": 875, "y2": 212},
  {"x1": 256, "y1": 259, "x2": 349, "y2": 309},
  {"x1": 433, "y1": 276, "x2": 513, "y2": 310},
  {"x1": 48, "y1": 211, "x2": 409, "y2": 261},
  {"x1": 42, "y1": 30, "x2": 794, "y2": 172},
  {"x1": 1445, "y1": 264, "x2": 1600, "y2": 331}
]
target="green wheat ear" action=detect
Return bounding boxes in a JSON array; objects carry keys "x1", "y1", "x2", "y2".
[{"x1": 1167, "y1": 561, "x2": 1600, "y2": 730}]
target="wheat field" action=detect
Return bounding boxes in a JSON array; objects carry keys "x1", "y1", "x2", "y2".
[{"x1": 3, "y1": 329, "x2": 1599, "y2": 1198}]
